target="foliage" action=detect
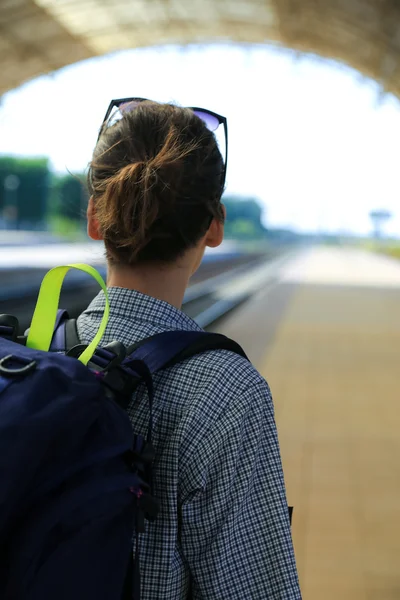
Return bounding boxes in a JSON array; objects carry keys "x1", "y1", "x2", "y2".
[
  {"x1": 0, "y1": 156, "x2": 50, "y2": 227},
  {"x1": 368, "y1": 241, "x2": 400, "y2": 260},
  {"x1": 223, "y1": 196, "x2": 267, "y2": 240},
  {"x1": 0, "y1": 154, "x2": 272, "y2": 244},
  {"x1": 51, "y1": 173, "x2": 88, "y2": 222},
  {"x1": 47, "y1": 215, "x2": 86, "y2": 240}
]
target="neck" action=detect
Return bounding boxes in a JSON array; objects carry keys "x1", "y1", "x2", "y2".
[{"x1": 107, "y1": 262, "x2": 192, "y2": 309}]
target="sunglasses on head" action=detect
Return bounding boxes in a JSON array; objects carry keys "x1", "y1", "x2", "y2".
[{"x1": 99, "y1": 97, "x2": 228, "y2": 189}]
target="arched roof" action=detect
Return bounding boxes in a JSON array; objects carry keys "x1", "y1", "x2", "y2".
[{"x1": 1, "y1": 0, "x2": 400, "y2": 96}]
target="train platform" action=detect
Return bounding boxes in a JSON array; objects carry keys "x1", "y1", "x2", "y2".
[
  {"x1": 0, "y1": 236, "x2": 242, "y2": 268},
  {"x1": 215, "y1": 246, "x2": 400, "y2": 600}
]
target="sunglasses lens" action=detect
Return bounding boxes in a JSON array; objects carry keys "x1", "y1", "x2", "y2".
[
  {"x1": 118, "y1": 100, "x2": 141, "y2": 114},
  {"x1": 115, "y1": 103, "x2": 220, "y2": 131},
  {"x1": 193, "y1": 110, "x2": 220, "y2": 132}
]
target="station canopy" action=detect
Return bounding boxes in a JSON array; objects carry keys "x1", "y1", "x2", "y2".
[{"x1": 1, "y1": 0, "x2": 400, "y2": 96}]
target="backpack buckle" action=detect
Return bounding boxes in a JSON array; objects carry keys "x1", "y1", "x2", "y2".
[
  {"x1": 66, "y1": 344, "x2": 88, "y2": 359},
  {"x1": 67, "y1": 341, "x2": 126, "y2": 370},
  {"x1": 88, "y1": 341, "x2": 126, "y2": 371},
  {"x1": 100, "y1": 365, "x2": 140, "y2": 408}
]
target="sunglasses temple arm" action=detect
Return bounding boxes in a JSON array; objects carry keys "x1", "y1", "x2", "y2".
[
  {"x1": 224, "y1": 121, "x2": 228, "y2": 189},
  {"x1": 97, "y1": 101, "x2": 119, "y2": 141}
]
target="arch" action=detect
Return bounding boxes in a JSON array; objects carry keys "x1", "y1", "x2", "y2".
[{"x1": 1, "y1": 0, "x2": 400, "y2": 96}]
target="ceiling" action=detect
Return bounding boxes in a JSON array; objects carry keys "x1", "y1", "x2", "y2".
[{"x1": 1, "y1": 0, "x2": 400, "y2": 96}]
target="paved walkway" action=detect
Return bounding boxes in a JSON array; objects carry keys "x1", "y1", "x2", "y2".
[{"x1": 217, "y1": 247, "x2": 400, "y2": 600}]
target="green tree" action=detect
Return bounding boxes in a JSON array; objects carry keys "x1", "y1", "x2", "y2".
[
  {"x1": 52, "y1": 174, "x2": 88, "y2": 222},
  {"x1": 223, "y1": 196, "x2": 267, "y2": 240},
  {"x1": 0, "y1": 156, "x2": 50, "y2": 229}
]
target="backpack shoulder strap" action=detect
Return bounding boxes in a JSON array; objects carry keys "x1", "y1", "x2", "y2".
[
  {"x1": 125, "y1": 330, "x2": 248, "y2": 374},
  {"x1": 64, "y1": 318, "x2": 80, "y2": 351},
  {"x1": 51, "y1": 317, "x2": 247, "y2": 375},
  {"x1": 49, "y1": 310, "x2": 80, "y2": 353},
  {"x1": 162, "y1": 332, "x2": 248, "y2": 370}
]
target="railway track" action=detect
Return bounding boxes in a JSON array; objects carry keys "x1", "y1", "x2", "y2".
[{"x1": 0, "y1": 251, "x2": 279, "y2": 331}]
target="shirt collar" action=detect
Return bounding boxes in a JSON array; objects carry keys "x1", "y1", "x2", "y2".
[{"x1": 82, "y1": 286, "x2": 203, "y2": 332}]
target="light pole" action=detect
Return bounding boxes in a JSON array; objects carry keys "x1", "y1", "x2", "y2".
[{"x1": 369, "y1": 209, "x2": 392, "y2": 240}]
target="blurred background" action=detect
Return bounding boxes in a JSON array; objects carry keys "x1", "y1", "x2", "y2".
[{"x1": 1, "y1": 1, "x2": 400, "y2": 598}]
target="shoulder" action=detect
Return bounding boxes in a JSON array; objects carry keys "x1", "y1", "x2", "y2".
[
  {"x1": 172, "y1": 347, "x2": 278, "y2": 496},
  {"x1": 187, "y1": 345, "x2": 269, "y2": 390},
  {"x1": 169, "y1": 345, "x2": 274, "y2": 420}
]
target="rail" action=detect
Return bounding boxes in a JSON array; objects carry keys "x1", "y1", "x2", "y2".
[{"x1": 0, "y1": 249, "x2": 293, "y2": 331}]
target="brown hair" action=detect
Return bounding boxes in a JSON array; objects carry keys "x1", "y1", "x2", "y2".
[{"x1": 88, "y1": 101, "x2": 225, "y2": 265}]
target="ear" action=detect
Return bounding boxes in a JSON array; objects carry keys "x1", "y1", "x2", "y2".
[
  {"x1": 205, "y1": 204, "x2": 225, "y2": 249},
  {"x1": 87, "y1": 197, "x2": 103, "y2": 241}
]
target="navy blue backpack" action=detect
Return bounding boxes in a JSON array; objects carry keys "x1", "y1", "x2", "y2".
[{"x1": 0, "y1": 264, "x2": 246, "y2": 599}]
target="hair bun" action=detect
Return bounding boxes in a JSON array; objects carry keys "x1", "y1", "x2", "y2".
[{"x1": 88, "y1": 102, "x2": 224, "y2": 264}]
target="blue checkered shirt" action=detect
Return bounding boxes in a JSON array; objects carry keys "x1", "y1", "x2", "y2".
[{"x1": 77, "y1": 288, "x2": 301, "y2": 599}]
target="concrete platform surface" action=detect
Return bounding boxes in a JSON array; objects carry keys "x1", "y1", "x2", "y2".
[{"x1": 215, "y1": 247, "x2": 400, "y2": 600}]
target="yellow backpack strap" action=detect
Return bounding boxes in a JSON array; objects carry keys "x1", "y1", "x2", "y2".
[{"x1": 26, "y1": 263, "x2": 109, "y2": 366}]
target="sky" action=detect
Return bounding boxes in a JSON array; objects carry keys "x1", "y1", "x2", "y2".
[{"x1": 0, "y1": 43, "x2": 400, "y2": 236}]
